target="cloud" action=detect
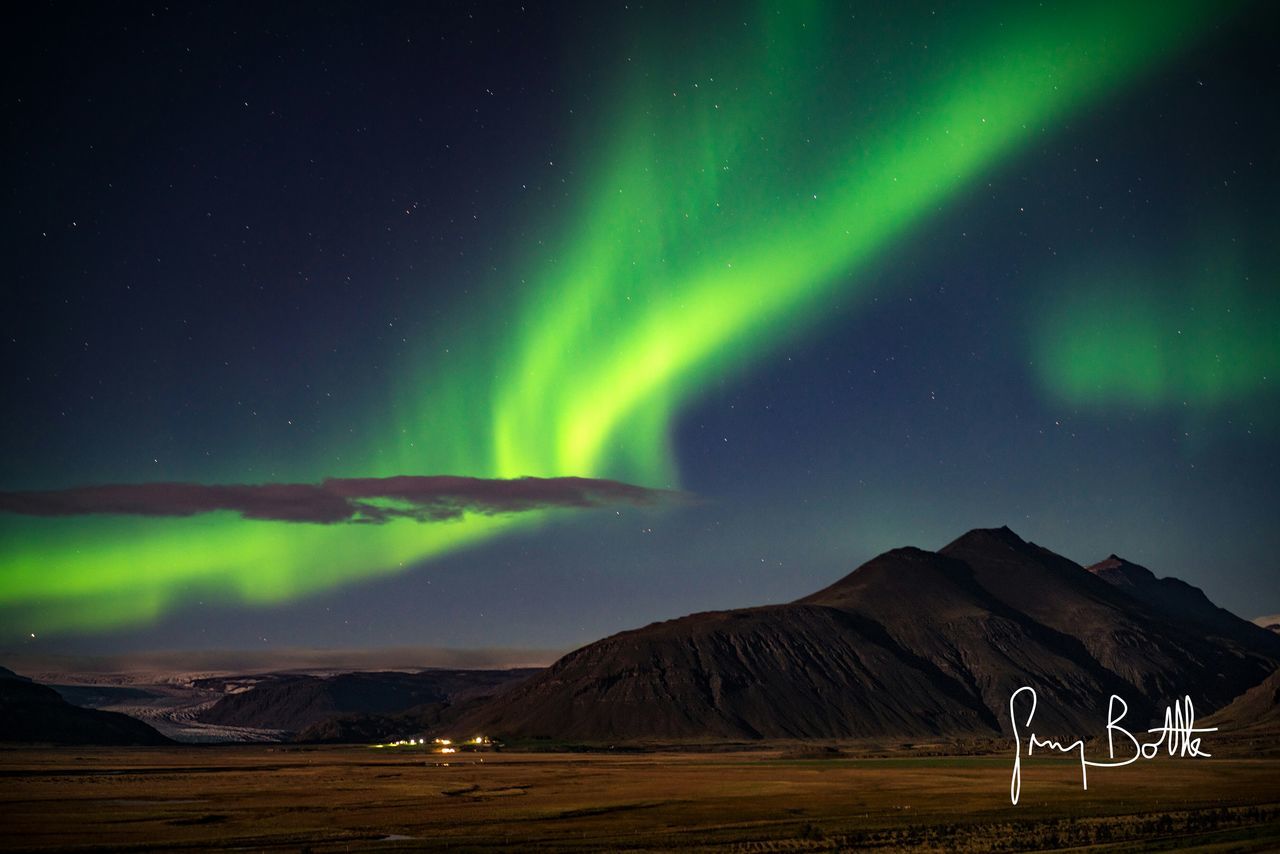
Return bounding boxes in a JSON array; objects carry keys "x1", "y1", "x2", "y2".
[{"x1": 0, "y1": 475, "x2": 684, "y2": 525}]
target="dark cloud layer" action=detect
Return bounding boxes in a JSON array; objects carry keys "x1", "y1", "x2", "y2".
[{"x1": 0, "y1": 476, "x2": 683, "y2": 525}]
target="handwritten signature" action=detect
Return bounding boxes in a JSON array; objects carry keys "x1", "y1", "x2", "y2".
[{"x1": 1009, "y1": 686, "x2": 1217, "y2": 805}]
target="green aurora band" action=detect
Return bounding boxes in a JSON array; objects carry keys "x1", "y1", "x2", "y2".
[
  {"x1": 0, "y1": 1, "x2": 1236, "y2": 633},
  {"x1": 1035, "y1": 254, "x2": 1279, "y2": 411}
]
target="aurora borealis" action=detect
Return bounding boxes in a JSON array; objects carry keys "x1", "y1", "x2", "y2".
[{"x1": 3, "y1": 2, "x2": 1277, "y2": 655}]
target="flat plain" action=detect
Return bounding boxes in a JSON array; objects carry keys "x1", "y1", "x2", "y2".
[{"x1": 1, "y1": 746, "x2": 1277, "y2": 851}]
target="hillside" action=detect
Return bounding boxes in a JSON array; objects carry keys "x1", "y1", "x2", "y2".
[{"x1": 0, "y1": 668, "x2": 171, "y2": 745}]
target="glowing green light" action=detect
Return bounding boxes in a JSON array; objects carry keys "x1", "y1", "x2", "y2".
[
  {"x1": 0, "y1": 1, "x2": 1227, "y2": 633},
  {"x1": 1035, "y1": 268, "x2": 1279, "y2": 408}
]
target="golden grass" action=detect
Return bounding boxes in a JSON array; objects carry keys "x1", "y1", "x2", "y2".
[{"x1": 0, "y1": 746, "x2": 1277, "y2": 851}]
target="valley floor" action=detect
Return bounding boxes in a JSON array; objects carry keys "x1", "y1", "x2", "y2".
[{"x1": 0, "y1": 746, "x2": 1277, "y2": 851}]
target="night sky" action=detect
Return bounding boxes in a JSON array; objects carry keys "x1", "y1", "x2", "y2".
[{"x1": 3, "y1": 1, "x2": 1277, "y2": 663}]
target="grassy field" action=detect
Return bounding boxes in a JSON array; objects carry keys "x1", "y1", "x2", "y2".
[{"x1": 1, "y1": 746, "x2": 1277, "y2": 851}]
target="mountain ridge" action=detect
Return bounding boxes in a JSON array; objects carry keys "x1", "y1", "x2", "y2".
[{"x1": 445, "y1": 527, "x2": 1279, "y2": 744}]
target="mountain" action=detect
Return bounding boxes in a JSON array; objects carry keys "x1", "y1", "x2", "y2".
[
  {"x1": 1254, "y1": 614, "x2": 1280, "y2": 634},
  {"x1": 0, "y1": 667, "x2": 171, "y2": 745},
  {"x1": 1087, "y1": 555, "x2": 1280, "y2": 650},
  {"x1": 933, "y1": 530, "x2": 1280, "y2": 712},
  {"x1": 198, "y1": 668, "x2": 537, "y2": 734},
  {"x1": 449, "y1": 527, "x2": 1280, "y2": 744}
]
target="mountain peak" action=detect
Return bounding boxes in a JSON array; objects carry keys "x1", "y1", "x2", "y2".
[
  {"x1": 1086, "y1": 555, "x2": 1156, "y2": 586},
  {"x1": 797, "y1": 546, "x2": 972, "y2": 610},
  {"x1": 942, "y1": 525, "x2": 1028, "y2": 553}
]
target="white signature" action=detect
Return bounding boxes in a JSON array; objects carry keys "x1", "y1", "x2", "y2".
[{"x1": 1009, "y1": 685, "x2": 1217, "y2": 805}]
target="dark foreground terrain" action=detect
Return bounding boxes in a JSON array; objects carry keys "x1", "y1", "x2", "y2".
[{"x1": 1, "y1": 746, "x2": 1277, "y2": 852}]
